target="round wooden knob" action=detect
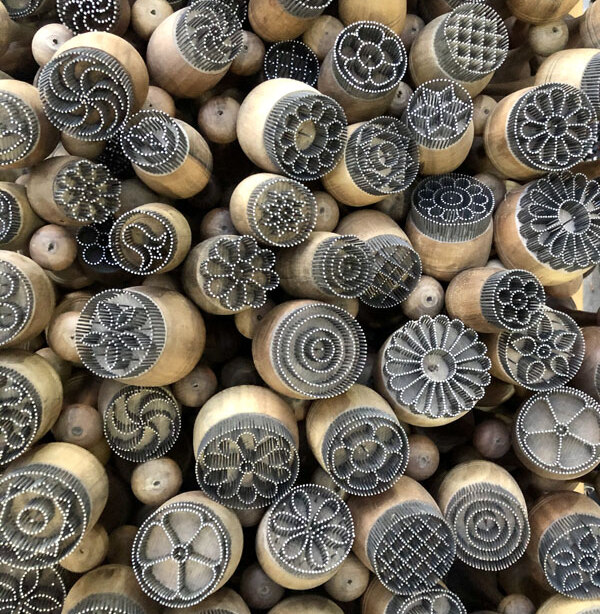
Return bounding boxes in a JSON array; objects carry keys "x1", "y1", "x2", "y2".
[
  {"x1": 268, "y1": 595, "x2": 342, "y2": 614},
  {"x1": 302, "y1": 15, "x2": 344, "y2": 61},
  {"x1": 197, "y1": 96, "x2": 240, "y2": 144},
  {"x1": 506, "y1": 0, "x2": 578, "y2": 24},
  {"x1": 31, "y1": 23, "x2": 73, "y2": 66},
  {"x1": 405, "y1": 433, "x2": 439, "y2": 481},
  {"x1": 169, "y1": 588, "x2": 250, "y2": 614},
  {"x1": 472, "y1": 418, "x2": 512, "y2": 459},
  {"x1": 323, "y1": 552, "x2": 369, "y2": 601},
  {"x1": 401, "y1": 275, "x2": 444, "y2": 319},
  {"x1": 142, "y1": 85, "x2": 176, "y2": 116},
  {"x1": 52, "y1": 402, "x2": 103, "y2": 449},
  {"x1": 131, "y1": 457, "x2": 182, "y2": 505},
  {"x1": 29, "y1": 224, "x2": 77, "y2": 271},
  {"x1": 230, "y1": 30, "x2": 265, "y2": 76},
  {"x1": 172, "y1": 363, "x2": 217, "y2": 407},
  {"x1": 131, "y1": 0, "x2": 172, "y2": 40},
  {"x1": 56, "y1": 0, "x2": 130, "y2": 36},
  {"x1": 240, "y1": 563, "x2": 285, "y2": 610},
  {"x1": 60, "y1": 523, "x2": 109, "y2": 573}
]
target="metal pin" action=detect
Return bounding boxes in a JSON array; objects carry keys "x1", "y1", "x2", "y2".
[
  {"x1": 57, "y1": 0, "x2": 122, "y2": 34},
  {"x1": 0, "y1": 564, "x2": 65, "y2": 614},
  {"x1": 264, "y1": 40, "x2": 320, "y2": 87},
  {"x1": 387, "y1": 588, "x2": 467, "y2": 614},
  {"x1": 0, "y1": 91, "x2": 39, "y2": 167},
  {"x1": 0, "y1": 260, "x2": 32, "y2": 347}
]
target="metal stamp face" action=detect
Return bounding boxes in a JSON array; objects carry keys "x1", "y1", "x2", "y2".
[
  {"x1": 540, "y1": 513, "x2": 600, "y2": 599},
  {"x1": 2, "y1": 0, "x2": 44, "y2": 18},
  {"x1": 67, "y1": 594, "x2": 146, "y2": 614},
  {"x1": 247, "y1": 177, "x2": 317, "y2": 247},
  {"x1": 0, "y1": 464, "x2": 90, "y2": 569},
  {"x1": 0, "y1": 92, "x2": 39, "y2": 167},
  {"x1": 76, "y1": 289, "x2": 166, "y2": 380},
  {"x1": 445, "y1": 482, "x2": 530, "y2": 571},
  {"x1": 322, "y1": 406, "x2": 409, "y2": 496},
  {"x1": 264, "y1": 41, "x2": 320, "y2": 87},
  {"x1": 480, "y1": 269, "x2": 546, "y2": 331},
  {"x1": 508, "y1": 83, "x2": 597, "y2": 172},
  {"x1": 0, "y1": 190, "x2": 22, "y2": 247},
  {"x1": 386, "y1": 588, "x2": 467, "y2": 614},
  {"x1": 57, "y1": 0, "x2": 122, "y2": 34},
  {"x1": 54, "y1": 159, "x2": 121, "y2": 225},
  {"x1": 278, "y1": 0, "x2": 332, "y2": 18},
  {"x1": 517, "y1": 172, "x2": 600, "y2": 273},
  {"x1": 175, "y1": 0, "x2": 243, "y2": 72},
  {"x1": 264, "y1": 92, "x2": 347, "y2": 182},
  {"x1": 132, "y1": 500, "x2": 231, "y2": 607},
  {"x1": 497, "y1": 308, "x2": 584, "y2": 391},
  {"x1": 120, "y1": 110, "x2": 188, "y2": 175},
  {"x1": 361, "y1": 235, "x2": 422, "y2": 309},
  {"x1": 405, "y1": 79, "x2": 473, "y2": 149},
  {"x1": 39, "y1": 47, "x2": 133, "y2": 142},
  {"x1": 345, "y1": 116, "x2": 419, "y2": 196},
  {"x1": 312, "y1": 234, "x2": 373, "y2": 299},
  {"x1": 76, "y1": 216, "x2": 121, "y2": 274},
  {"x1": 0, "y1": 259, "x2": 33, "y2": 347},
  {"x1": 195, "y1": 413, "x2": 299, "y2": 510},
  {"x1": 199, "y1": 235, "x2": 279, "y2": 312},
  {"x1": 270, "y1": 302, "x2": 367, "y2": 399},
  {"x1": 367, "y1": 501, "x2": 456, "y2": 595},
  {"x1": 382, "y1": 315, "x2": 491, "y2": 419},
  {"x1": 514, "y1": 388, "x2": 600, "y2": 478},
  {"x1": 410, "y1": 173, "x2": 494, "y2": 242},
  {"x1": 265, "y1": 484, "x2": 354, "y2": 577},
  {"x1": 103, "y1": 385, "x2": 181, "y2": 463},
  {"x1": 0, "y1": 565, "x2": 65, "y2": 614},
  {"x1": 110, "y1": 208, "x2": 177, "y2": 276},
  {"x1": 332, "y1": 22, "x2": 407, "y2": 98},
  {"x1": 438, "y1": 3, "x2": 508, "y2": 81}
]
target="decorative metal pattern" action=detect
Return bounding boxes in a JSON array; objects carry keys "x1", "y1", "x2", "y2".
[
  {"x1": 360, "y1": 235, "x2": 422, "y2": 309},
  {"x1": 0, "y1": 260, "x2": 33, "y2": 347},
  {"x1": 367, "y1": 501, "x2": 456, "y2": 595},
  {"x1": 278, "y1": 0, "x2": 332, "y2": 18},
  {"x1": 265, "y1": 484, "x2": 354, "y2": 577},
  {"x1": 76, "y1": 217, "x2": 121, "y2": 274},
  {"x1": 103, "y1": 385, "x2": 181, "y2": 463},
  {"x1": 322, "y1": 407, "x2": 409, "y2": 496},
  {"x1": 517, "y1": 172, "x2": 600, "y2": 273},
  {"x1": 514, "y1": 388, "x2": 600, "y2": 478},
  {"x1": 381, "y1": 315, "x2": 491, "y2": 420},
  {"x1": 76, "y1": 289, "x2": 166, "y2": 380},
  {"x1": 54, "y1": 159, "x2": 120, "y2": 225},
  {"x1": 199, "y1": 235, "x2": 279, "y2": 312},
  {"x1": 410, "y1": 174, "x2": 494, "y2": 242},
  {"x1": 2, "y1": 0, "x2": 45, "y2": 18},
  {"x1": 405, "y1": 80, "x2": 473, "y2": 149},
  {"x1": 539, "y1": 514, "x2": 600, "y2": 599},
  {"x1": 246, "y1": 176, "x2": 317, "y2": 247},
  {"x1": 39, "y1": 47, "x2": 133, "y2": 142},
  {"x1": 496, "y1": 308, "x2": 584, "y2": 391},
  {"x1": 264, "y1": 92, "x2": 347, "y2": 182},
  {"x1": 97, "y1": 134, "x2": 134, "y2": 180},
  {"x1": 0, "y1": 565, "x2": 65, "y2": 614},
  {"x1": 264, "y1": 41, "x2": 320, "y2": 87},
  {"x1": 269, "y1": 302, "x2": 367, "y2": 399},
  {"x1": 345, "y1": 117, "x2": 419, "y2": 195},
  {"x1": 312, "y1": 234, "x2": 373, "y2": 299},
  {"x1": 57, "y1": 0, "x2": 122, "y2": 34},
  {"x1": 438, "y1": 3, "x2": 508, "y2": 81},
  {"x1": 195, "y1": 413, "x2": 299, "y2": 509},
  {"x1": 174, "y1": 1, "x2": 243, "y2": 72},
  {"x1": 581, "y1": 52, "x2": 600, "y2": 115},
  {"x1": 445, "y1": 482, "x2": 530, "y2": 571},
  {"x1": 507, "y1": 84, "x2": 596, "y2": 172},
  {"x1": 132, "y1": 499, "x2": 231, "y2": 607},
  {"x1": 332, "y1": 22, "x2": 407, "y2": 97},
  {"x1": 386, "y1": 589, "x2": 467, "y2": 614},
  {"x1": 0, "y1": 190, "x2": 21, "y2": 247},
  {"x1": 480, "y1": 269, "x2": 545, "y2": 331},
  {"x1": 67, "y1": 594, "x2": 146, "y2": 614},
  {"x1": 0, "y1": 92, "x2": 39, "y2": 167},
  {"x1": 0, "y1": 464, "x2": 90, "y2": 569}
]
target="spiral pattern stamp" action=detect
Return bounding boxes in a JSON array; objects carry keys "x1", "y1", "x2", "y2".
[
  {"x1": 54, "y1": 159, "x2": 121, "y2": 225},
  {"x1": 332, "y1": 22, "x2": 407, "y2": 98},
  {"x1": 480, "y1": 269, "x2": 545, "y2": 331},
  {"x1": 103, "y1": 385, "x2": 181, "y2": 463},
  {"x1": 495, "y1": 308, "x2": 584, "y2": 391},
  {"x1": 445, "y1": 482, "x2": 530, "y2": 571},
  {"x1": 75, "y1": 289, "x2": 165, "y2": 380},
  {"x1": 410, "y1": 174, "x2": 494, "y2": 242},
  {"x1": 322, "y1": 407, "x2": 409, "y2": 496},
  {"x1": 507, "y1": 83, "x2": 596, "y2": 172},
  {"x1": 438, "y1": 3, "x2": 509, "y2": 82},
  {"x1": 380, "y1": 315, "x2": 491, "y2": 422},
  {"x1": 0, "y1": 464, "x2": 90, "y2": 569},
  {"x1": 386, "y1": 589, "x2": 467, "y2": 614},
  {"x1": 0, "y1": 565, "x2": 65, "y2": 614},
  {"x1": 132, "y1": 499, "x2": 232, "y2": 607},
  {"x1": 406, "y1": 80, "x2": 473, "y2": 149},
  {"x1": 57, "y1": 0, "x2": 123, "y2": 34},
  {"x1": 539, "y1": 513, "x2": 600, "y2": 599},
  {"x1": 0, "y1": 260, "x2": 33, "y2": 348},
  {"x1": 345, "y1": 117, "x2": 419, "y2": 196},
  {"x1": 0, "y1": 92, "x2": 39, "y2": 168},
  {"x1": 39, "y1": 48, "x2": 134, "y2": 141},
  {"x1": 264, "y1": 92, "x2": 347, "y2": 181},
  {"x1": 517, "y1": 172, "x2": 600, "y2": 273},
  {"x1": 264, "y1": 41, "x2": 320, "y2": 87},
  {"x1": 76, "y1": 217, "x2": 121, "y2": 275},
  {"x1": 360, "y1": 235, "x2": 422, "y2": 309},
  {"x1": 246, "y1": 176, "x2": 318, "y2": 247},
  {"x1": 0, "y1": 190, "x2": 23, "y2": 249},
  {"x1": 195, "y1": 414, "x2": 299, "y2": 509},
  {"x1": 368, "y1": 501, "x2": 456, "y2": 595},
  {"x1": 264, "y1": 484, "x2": 354, "y2": 578}
]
